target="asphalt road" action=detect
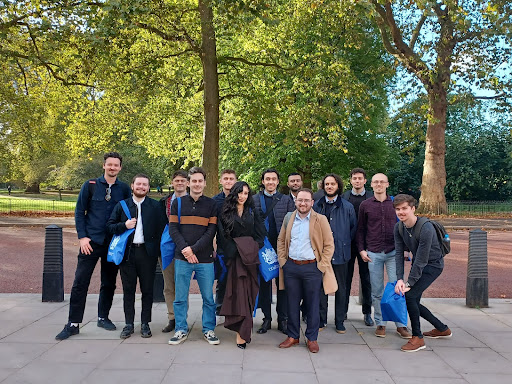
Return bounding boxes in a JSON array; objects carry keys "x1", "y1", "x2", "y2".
[{"x1": 2, "y1": 226, "x2": 511, "y2": 298}]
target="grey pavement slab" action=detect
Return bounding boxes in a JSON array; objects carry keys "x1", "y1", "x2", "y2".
[{"x1": 1, "y1": 294, "x2": 512, "y2": 383}]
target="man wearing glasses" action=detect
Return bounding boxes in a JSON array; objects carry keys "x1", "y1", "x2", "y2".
[
  {"x1": 56, "y1": 152, "x2": 132, "y2": 340},
  {"x1": 356, "y1": 173, "x2": 412, "y2": 339}
]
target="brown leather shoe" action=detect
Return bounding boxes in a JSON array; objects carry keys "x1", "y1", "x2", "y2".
[
  {"x1": 375, "y1": 325, "x2": 386, "y2": 338},
  {"x1": 401, "y1": 336, "x2": 426, "y2": 352},
  {"x1": 307, "y1": 340, "x2": 319, "y2": 353},
  {"x1": 396, "y1": 327, "x2": 412, "y2": 339},
  {"x1": 423, "y1": 328, "x2": 452, "y2": 338},
  {"x1": 279, "y1": 337, "x2": 299, "y2": 348}
]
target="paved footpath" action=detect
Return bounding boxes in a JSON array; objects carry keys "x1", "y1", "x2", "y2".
[{"x1": 0, "y1": 294, "x2": 511, "y2": 384}]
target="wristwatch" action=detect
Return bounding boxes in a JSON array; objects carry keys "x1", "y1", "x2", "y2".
[{"x1": 405, "y1": 281, "x2": 411, "y2": 288}]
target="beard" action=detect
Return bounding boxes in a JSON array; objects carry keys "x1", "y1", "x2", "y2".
[
  {"x1": 133, "y1": 190, "x2": 148, "y2": 198},
  {"x1": 325, "y1": 189, "x2": 339, "y2": 198}
]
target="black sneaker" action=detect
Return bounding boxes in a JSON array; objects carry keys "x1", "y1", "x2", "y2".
[
  {"x1": 141, "y1": 323, "x2": 152, "y2": 338},
  {"x1": 55, "y1": 323, "x2": 79, "y2": 340},
  {"x1": 336, "y1": 323, "x2": 346, "y2": 334},
  {"x1": 120, "y1": 324, "x2": 134, "y2": 339},
  {"x1": 97, "y1": 318, "x2": 116, "y2": 331}
]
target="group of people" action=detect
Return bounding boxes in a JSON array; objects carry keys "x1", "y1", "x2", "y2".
[{"x1": 55, "y1": 152, "x2": 451, "y2": 354}]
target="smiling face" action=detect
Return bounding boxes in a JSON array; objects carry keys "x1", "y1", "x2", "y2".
[
  {"x1": 172, "y1": 175, "x2": 188, "y2": 195},
  {"x1": 189, "y1": 172, "x2": 206, "y2": 197},
  {"x1": 287, "y1": 174, "x2": 303, "y2": 194},
  {"x1": 395, "y1": 202, "x2": 416, "y2": 223},
  {"x1": 131, "y1": 177, "x2": 150, "y2": 198},
  {"x1": 295, "y1": 190, "x2": 313, "y2": 216},
  {"x1": 323, "y1": 176, "x2": 339, "y2": 197},
  {"x1": 237, "y1": 185, "x2": 250, "y2": 207},
  {"x1": 262, "y1": 172, "x2": 279, "y2": 194},
  {"x1": 371, "y1": 173, "x2": 389, "y2": 195},
  {"x1": 103, "y1": 157, "x2": 122, "y2": 179},
  {"x1": 220, "y1": 172, "x2": 237, "y2": 194}
]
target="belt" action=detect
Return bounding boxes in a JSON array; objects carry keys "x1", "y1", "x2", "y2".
[
  {"x1": 290, "y1": 259, "x2": 316, "y2": 265},
  {"x1": 132, "y1": 243, "x2": 145, "y2": 248}
]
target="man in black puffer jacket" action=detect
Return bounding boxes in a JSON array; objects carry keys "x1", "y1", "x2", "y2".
[{"x1": 253, "y1": 169, "x2": 295, "y2": 335}]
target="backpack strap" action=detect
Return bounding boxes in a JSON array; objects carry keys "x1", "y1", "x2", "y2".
[{"x1": 413, "y1": 217, "x2": 430, "y2": 242}]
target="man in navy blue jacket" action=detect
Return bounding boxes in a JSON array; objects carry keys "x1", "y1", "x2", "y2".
[
  {"x1": 314, "y1": 173, "x2": 356, "y2": 334},
  {"x1": 56, "y1": 152, "x2": 131, "y2": 340},
  {"x1": 253, "y1": 169, "x2": 295, "y2": 334}
]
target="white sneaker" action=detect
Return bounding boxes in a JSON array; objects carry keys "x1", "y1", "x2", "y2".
[
  {"x1": 203, "y1": 330, "x2": 220, "y2": 345},
  {"x1": 168, "y1": 330, "x2": 188, "y2": 345},
  {"x1": 216, "y1": 316, "x2": 225, "y2": 326}
]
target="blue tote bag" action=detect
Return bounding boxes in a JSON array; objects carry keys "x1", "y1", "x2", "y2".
[
  {"x1": 381, "y1": 281, "x2": 408, "y2": 325},
  {"x1": 258, "y1": 194, "x2": 279, "y2": 282},
  {"x1": 160, "y1": 197, "x2": 181, "y2": 270},
  {"x1": 107, "y1": 200, "x2": 135, "y2": 265}
]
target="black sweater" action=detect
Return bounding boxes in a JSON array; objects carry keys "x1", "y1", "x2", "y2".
[{"x1": 169, "y1": 195, "x2": 218, "y2": 263}]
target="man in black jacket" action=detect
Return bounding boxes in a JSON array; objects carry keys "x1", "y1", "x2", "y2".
[
  {"x1": 342, "y1": 168, "x2": 374, "y2": 326},
  {"x1": 106, "y1": 174, "x2": 167, "y2": 339},
  {"x1": 253, "y1": 169, "x2": 295, "y2": 334}
]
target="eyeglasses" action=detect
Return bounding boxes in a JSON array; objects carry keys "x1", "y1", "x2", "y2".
[
  {"x1": 105, "y1": 187, "x2": 112, "y2": 201},
  {"x1": 371, "y1": 180, "x2": 388, "y2": 184},
  {"x1": 296, "y1": 199, "x2": 312, "y2": 204}
]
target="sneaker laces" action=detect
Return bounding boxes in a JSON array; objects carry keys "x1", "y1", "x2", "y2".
[
  {"x1": 174, "y1": 330, "x2": 186, "y2": 338},
  {"x1": 204, "y1": 330, "x2": 216, "y2": 339}
]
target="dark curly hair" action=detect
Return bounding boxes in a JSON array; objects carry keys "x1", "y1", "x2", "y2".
[{"x1": 220, "y1": 181, "x2": 254, "y2": 238}]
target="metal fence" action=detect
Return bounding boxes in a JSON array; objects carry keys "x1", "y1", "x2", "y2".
[
  {"x1": 0, "y1": 198, "x2": 76, "y2": 213},
  {"x1": 447, "y1": 201, "x2": 512, "y2": 215}
]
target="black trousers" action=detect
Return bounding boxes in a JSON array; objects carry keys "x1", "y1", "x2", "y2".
[
  {"x1": 345, "y1": 248, "x2": 372, "y2": 315},
  {"x1": 258, "y1": 275, "x2": 287, "y2": 322},
  {"x1": 215, "y1": 277, "x2": 227, "y2": 316},
  {"x1": 120, "y1": 246, "x2": 157, "y2": 324},
  {"x1": 283, "y1": 260, "x2": 322, "y2": 341},
  {"x1": 68, "y1": 241, "x2": 118, "y2": 323},
  {"x1": 320, "y1": 262, "x2": 348, "y2": 328},
  {"x1": 405, "y1": 265, "x2": 448, "y2": 337}
]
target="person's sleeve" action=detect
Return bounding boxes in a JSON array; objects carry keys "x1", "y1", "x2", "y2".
[
  {"x1": 106, "y1": 202, "x2": 127, "y2": 235},
  {"x1": 253, "y1": 209, "x2": 267, "y2": 249},
  {"x1": 190, "y1": 202, "x2": 218, "y2": 254},
  {"x1": 407, "y1": 222, "x2": 435, "y2": 286},
  {"x1": 319, "y1": 215, "x2": 335, "y2": 268},
  {"x1": 277, "y1": 219, "x2": 287, "y2": 267},
  {"x1": 355, "y1": 203, "x2": 367, "y2": 252},
  {"x1": 169, "y1": 198, "x2": 188, "y2": 251},
  {"x1": 123, "y1": 183, "x2": 132, "y2": 199},
  {"x1": 394, "y1": 223, "x2": 405, "y2": 281},
  {"x1": 287, "y1": 195, "x2": 295, "y2": 212},
  {"x1": 75, "y1": 181, "x2": 89, "y2": 239},
  {"x1": 348, "y1": 203, "x2": 357, "y2": 241}
]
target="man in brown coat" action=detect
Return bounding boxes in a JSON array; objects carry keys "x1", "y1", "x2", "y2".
[{"x1": 277, "y1": 188, "x2": 336, "y2": 353}]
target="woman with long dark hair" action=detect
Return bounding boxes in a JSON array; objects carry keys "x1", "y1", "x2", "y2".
[{"x1": 218, "y1": 181, "x2": 266, "y2": 349}]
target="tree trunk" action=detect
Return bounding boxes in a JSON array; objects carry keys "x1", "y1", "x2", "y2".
[
  {"x1": 418, "y1": 88, "x2": 447, "y2": 214},
  {"x1": 25, "y1": 183, "x2": 40, "y2": 194},
  {"x1": 198, "y1": 0, "x2": 220, "y2": 197}
]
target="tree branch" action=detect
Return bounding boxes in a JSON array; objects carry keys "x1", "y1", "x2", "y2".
[
  {"x1": 220, "y1": 56, "x2": 302, "y2": 71},
  {"x1": 409, "y1": 12, "x2": 428, "y2": 51},
  {"x1": 135, "y1": 22, "x2": 200, "y2": 52},
  {"x1": 474, "y1": 92, "x2": 507, "y2": 100}
]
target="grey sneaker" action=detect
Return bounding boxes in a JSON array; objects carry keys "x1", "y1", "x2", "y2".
[
  {"x1": 168, "y1": 330, "x2": 188, "y2": 345},
  {"x1": 203, "y1": 330, "x2": 220, "y2": 345}
]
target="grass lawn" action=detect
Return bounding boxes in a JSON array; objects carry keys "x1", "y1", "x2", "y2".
[{"x1": 0, "y1": 194, "x2": 76, "y2": 212}]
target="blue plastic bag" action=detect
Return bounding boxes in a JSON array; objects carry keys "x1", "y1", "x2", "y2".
[
  {"x1": 258, "y1": 237, "x2": 279, "y2": 282},
  {"x1": 107, "y1": 200, "x2": 135, "y2": 265},
  {"x1": 381, "y1": 281, "x2": 408, "y2": 325},
  {"x1": 160, "y1": 197, "x2": 181, "y2": 270}
]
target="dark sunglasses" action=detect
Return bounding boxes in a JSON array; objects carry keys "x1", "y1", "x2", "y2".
[{"x1": 105, "y1": 187, "x2": 112, "y2": 201}]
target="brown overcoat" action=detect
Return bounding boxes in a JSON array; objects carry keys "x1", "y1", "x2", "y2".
[{"x1": 277, "y1": 210, "x2": 337, "y2": 294}]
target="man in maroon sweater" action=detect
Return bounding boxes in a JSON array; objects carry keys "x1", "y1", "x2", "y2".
[{"x1": 356, "y1": 173, "x2": 411, "y2": 339}]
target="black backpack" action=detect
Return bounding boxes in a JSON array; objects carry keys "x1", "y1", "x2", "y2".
[{"x1": 399, "y1": 217, "x2": 451, "y2": 256}]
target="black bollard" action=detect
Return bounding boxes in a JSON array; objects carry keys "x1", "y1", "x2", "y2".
[
  {"x1": 42, "y1": 224, "x2": 64, "y2": 302},
  {"x1": 466, "y1": 229, "x2": 488, "y2": 308},
  {"x1": 153, "y1": 262, "x2": 165, "y2": 302}
]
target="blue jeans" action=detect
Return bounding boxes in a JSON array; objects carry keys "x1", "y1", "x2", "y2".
[
  {"x1": 173, "y1": 259, "x2": 216, "y2": 334},
  {"x1": 367, "y1": 250, "x2": 406, "y2": 328}
]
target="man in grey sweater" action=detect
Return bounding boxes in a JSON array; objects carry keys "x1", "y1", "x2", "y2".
[{"x1": 393, "y1": 194, "x2": 452, "y2": 353}]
